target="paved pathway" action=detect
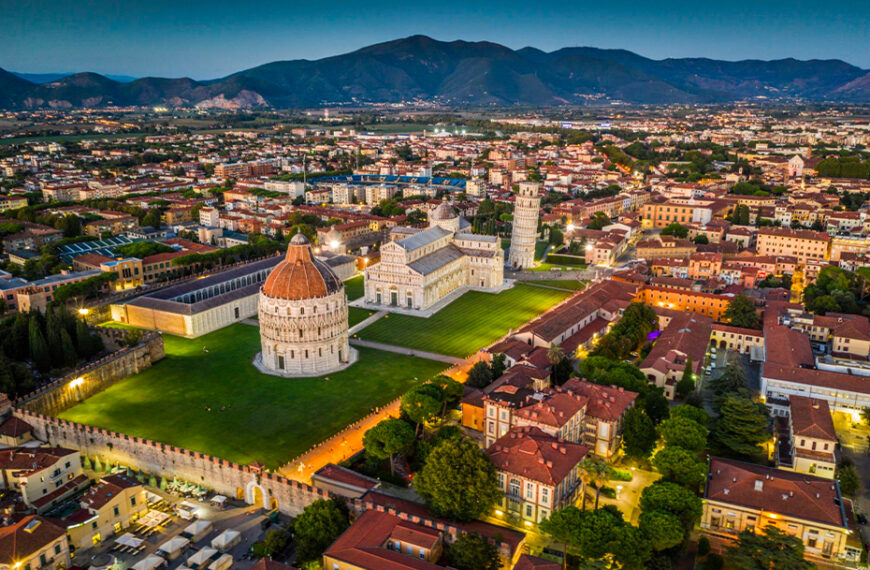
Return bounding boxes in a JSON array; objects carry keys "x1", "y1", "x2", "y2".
[
  {"x1": 349, "y1": 338, "x2": 463, "y2": 364},
  {"x1": 348, "y1": 310, "x2": 386, "y2": 334},
  {"x1": 506, "y1": 267, "x2": 610, "y2": 281},
  {"x1": 241, "y1": 317, "x2": 259, "y2": 327}
]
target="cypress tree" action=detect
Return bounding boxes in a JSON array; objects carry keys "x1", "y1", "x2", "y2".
[
  {"x1": 45, "y1": 311, "x2": 64, "y2": 368},
  {"x1": 75, "y1": 320, "x2": 93, "y2": 359},
  {"x1": 60, "y1": 329, "x2": 78, "y2": 368},
  {"x1": 28, "y1": 319, "x2": 50, "y2": 373}
]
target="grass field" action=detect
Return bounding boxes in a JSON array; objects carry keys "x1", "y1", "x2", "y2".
[
  {"x1": 348, "y1": 307, "x2": 375, "y2": 327},
  {"x1": 524, "y1": 280, "x2": 589, "y2": 291},
  {"x1": 535, "y1": 241, "x2": 550, "y2": 260},
  {"x1": 344, "y1": 275, "x2": 364, "y2": 301},
  {"x1": 60, "y1": 324, "x2": 446, "y2": 468},
  {"x1": 356, "y1": 285, "x2": 571, "y2": 357}
]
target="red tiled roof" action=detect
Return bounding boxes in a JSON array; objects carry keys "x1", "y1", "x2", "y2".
[
  {"x1": 788, "y1": 396, "x2": 836, "y2": 441},
  {"x1": 487, "y1": 426, "x2": 589, "y2": 486},
  {"x1": 0, "y1": 417, "x2": 32, "y2": 438},
  {"x1": 561, "y1": 379, "x2": 638, "y2": 421},
  {"x1": 514, "y1": 554, "x2": 561, "y2": 570},
  {"x1": 313, "y1": 464, "x2": 379, "y2": 492},
  {"x1": 0, "y1": 515, "x2": 66, "y2": 565},
  {"x1": 764, "y1": 326, "x2": 814, "y2": 367},
  {"x1": 705, "y1": 457, "x2": 846, "y2": 528}
]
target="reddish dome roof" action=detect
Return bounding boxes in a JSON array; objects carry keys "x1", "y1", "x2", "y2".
[{"x1": 261, "y1": 234, "x2": 342, "y2": 300}]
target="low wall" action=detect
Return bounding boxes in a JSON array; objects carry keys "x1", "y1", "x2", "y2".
[
  {"x1": 16, "y1": 409, "x2": 327, "y2": 516},
  {"x1": 15, "y1": 330, "x2": 165, "y2": 417}
]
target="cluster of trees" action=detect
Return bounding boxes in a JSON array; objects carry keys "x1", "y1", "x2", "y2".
[
  {"x1": 465, "y1": 354, "x2": 507, "y2": 389},
  {"x1": 0, "y1": 308, "x2": 104, "y2": 381},
  {"x1": 723, "y1": 293, "x2": 761, "y2": 329},
  {"x1": 839, "y1": 190, "x2": 869, "y2": 211},
  {"x1": 592, "y1": 303, "x2": 658, "y2": 361},
  {"x1": 730, "y1": 180, "x2": 787, "y2": 197},
  {"x1": 370, "y1": 197, "x2": 406, "y2": 217},
  {"x1": 53, "y1": 272, "x2": 119, "y2": 304},
  {"x1": 586, "y1": 212, "x2": 611, "y2": 231},
  {"x1": 804, "y1": 266, "x2": 869, "y2": 317},
  {"x1": 172, "y1": 234, "x2": 284, "y2": 267},
  {"x1": 816, "y1": 156, "x2": 870, "y2": 180},
  {"x1": 471, "y1": 199, "x2": 513, "y2": 236},
  {"x1": 707, "y1": 361, "x2": 771, "y2": 460},
  {"x1": 113, "y1": 241, "x2": 174, "y2": 258},
  {"x1": 660, "y1": 223, "x2": 689, "y2": 238},
  {"x1": 290, "y1": 498, "x2": 350, "y2": 565},
  {"x1": 728, "y1": 204, "x2": 752, "y2": 226}
]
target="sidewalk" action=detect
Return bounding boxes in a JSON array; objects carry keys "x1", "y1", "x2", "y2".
[{"x1": 349, "y1": 338, "x2": 464, "y2": 364}]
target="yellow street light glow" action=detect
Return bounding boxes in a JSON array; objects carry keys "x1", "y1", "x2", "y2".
[
  {"x1": 78, "y1": 308, "x2": 89, "y2": 316},
  {"x1": 330, "y1": 240, "x2": 340, "y2": 249},
  {"x1": 70, "y1": 377, "x2": 84, "y2": 389},
  {"x1": 494, "y1": 510, "x2": 504, "y2": 516}
]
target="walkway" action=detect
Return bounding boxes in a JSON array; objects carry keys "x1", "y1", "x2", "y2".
[
  {"x1": 348, "y1": 310, "x2": 386, "y2": 334},
  {"x1": 506, "y1": 267, "x2": 610, "y2": 281},
  {"x1": 348, "y1": 339, "x2": 463, "y2": 365}
]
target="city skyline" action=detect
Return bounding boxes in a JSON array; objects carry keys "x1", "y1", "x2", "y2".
[{"x1": 2, "y1": 0, "x2": 869, "y2": 78}]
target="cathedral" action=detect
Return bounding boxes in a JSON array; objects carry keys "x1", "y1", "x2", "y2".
[
  {"x1": 256, "y1": 233, "x2": 355, "y2": 376},
  {"x1": 362, "y1": 202, "x2": 505, "y2": 315}
]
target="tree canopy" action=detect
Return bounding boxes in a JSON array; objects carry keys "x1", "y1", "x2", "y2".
[
  {"x1": 292, "y1": 498, "x2": 350, "y2": 564},
  {"x1": 726, "y1": 526, "x2": 815, "y2": 570},
  {"x1": 446, "y1": 532, "x2": 501, "y2": 570},
  {"x1": 712, "y1": 393, "x2": 770, "y2": 459},
  {"x1": 723, "y1": 293, "x2": 761, "y2": 329}
]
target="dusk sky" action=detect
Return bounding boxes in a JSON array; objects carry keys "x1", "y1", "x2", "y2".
[{"x1": 3, "y1": 0, "x2": 869, "y2": 78}]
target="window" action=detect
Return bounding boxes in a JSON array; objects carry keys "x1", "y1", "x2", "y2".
[
  {"x1": 541, "y1": 488, "x2": 549, "y2": 504},
  {"x1": 54, "y1": 544, "x2": 61, "y2": 555},
  {"x1": 131, "y1": 497, "x2": 136, "y2": 506},
  {"x1": 525, "y1": 504, "x2": 533, "y2": 518}
]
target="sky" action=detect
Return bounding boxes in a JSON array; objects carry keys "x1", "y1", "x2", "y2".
[{"x1": 2, "y1": 0, "x2": 869, "y2": 78}]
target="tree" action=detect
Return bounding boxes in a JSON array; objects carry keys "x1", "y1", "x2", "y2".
[
  {"x1": 293, "y1": 498, "x2": 350, "y2": 564},
  {"x1": 540, "y1": 506, "x2": 584, "y2": 563},
  {"x1": 657, "y1": 416, "x2": 707, "y2": 452},
  {"x1": 837, "y1": 457, "x2": 860, "y2": 497},
  {"x1": 622, "y1": 407, "x2": 657, "y2": 460},
  {"x1": 652, "y1": 446, "x2": 707, "y2": 489},
  {"x1": 433, "y1": 375, "x2": 464, "y2": 419},
  {"x1": 401, "y1": 384, "x2": 442, "y2": 436},
  {"x1": 661, "y1": 223, "x2": 689, "y2": 238},
  {"x1": 362, "y1": 418, "x2": 415, "y2": 476},
  {"x1": 575, "y1": 506, "x2": 625, "y2": 559},
  {"x1": 141, "y1": 209, "x2": 162, "y2": 229},
  {"x1": 547, "y1": 344, "x2": 564, "y2": 365},
  {"x1": 446, "y1": 532, "x2": 500, "y2": 570},
  {"x1": 552, "y1": 356, "x2": 574, "y2": 386},
  {"x1": 693, "y1": 234, "x2": 709, "y2": 244},
  {"x1": 263, "y1": 527, "x2": 290, "y2": 557},
  {"x1": 669, "y1": 404, "x2": 710, "y2": 427},
  {"x1": 75, "y1": 320, "x2": 94, "y2": 359},
  {"x1": 28, "y1": 319, "x2": 50, "y2": 373},
  {"x1": 466, "y1": 361, "x2": 494, "y2": 389},
  {"x1": 723, "y1": 294, "x2": 760, "y2": 329},
  {"x1": 60, "y1": 329, "x2": 78, "y2": 368},
  {"x1": 414, "y1": 437, "x2": 501, "y2": 521},
  {"x1": 709, "y1": 361, "x2": 749, "y2": 412},
  {"x1": 639, "y1": 482, "x2": 702, "y2": 530},
  {"x1": 712, "y1": 393, "x2": 769, "y2": 458},
  {"x1": 639, "y1": 510, "x2": 685, "y2": 551},
  {"x1": 643, "y1": 388, "x2": 670, "y2": 425},
  {"x1": 726, "y1": 526, "x2": 815, "y2": 570},
  {"x1": 489, "y1": 353, "x2": 507, "y2": 379},
  {"x1": 579, "y1": 457, "x2": 611, "y2": 510},
  {"x1": 675, "y1": 357, "x2": 695, "y2": 399},
  {"x1": 549, "y1": 226, "x2": 564, "y2": 246}
]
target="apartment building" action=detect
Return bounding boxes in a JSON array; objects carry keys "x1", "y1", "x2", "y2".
[
  {"x1": 701, "y1": 457, "x2": 859, "y2": 564},
  {"x1": 640, "y1": 198, "x2": 715, "y2": 229},
  {"x1": 488, "y1": 426, "x2": 588, "y2": 525},
  {"x1": 0, "y1": 448, "x2": 86, "y2": 513},
  {"x1": 756, "y1": 227, "x2": 830, "y2": 264},
  {"x1": 67, "y1": 473, "x2": 148, "y2": 550},
  {"x1": 635, "y1": 286, "x2": 732, "y2": 321},
  {"x1": 775, "y1": 396, "x2": 837, "y2": 479}
]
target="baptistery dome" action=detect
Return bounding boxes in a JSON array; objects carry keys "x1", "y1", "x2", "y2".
[{"x1": 256, "y1": 233, "x2": 354, "y2": 376}]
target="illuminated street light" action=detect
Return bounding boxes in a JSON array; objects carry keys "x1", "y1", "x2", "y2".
[
  {"x1": 70, "y1": 377, "x2": 84, "y2": 389},
  {"x1": 330, "y1": 240, "x2": 340, "y2": 249},
  {"x1": 78, "y1": 308, "x2": 89, "y2": 316}
]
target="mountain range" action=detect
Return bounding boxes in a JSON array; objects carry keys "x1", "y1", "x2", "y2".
[{"x1": 2, "y1": 35, "x2": 870, "y2": 109}]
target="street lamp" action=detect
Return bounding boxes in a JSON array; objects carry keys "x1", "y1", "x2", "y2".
[{"x1": 78, "y1": 308, "x2": 89, "y2": 316}]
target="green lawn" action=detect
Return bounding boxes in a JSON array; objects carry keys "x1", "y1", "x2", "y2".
[
  {"x1": 535, "y1": 241, "x2": 550, "y2": 260},
  {"x1": 356, "y1": 285, "x2": 570, "y2": 357},
  {"x1": 344, "y1": 275, "x2": 364, "y2": 301},
  {"x1": 60, "y1": 324, "x2": 445, "y2": 469},
  {"x1": 524, "y1": 280, "x2": 589, "y2": 291},
  {"x1": 348, "y1": 307, "x2": 375, "y2": 327}
]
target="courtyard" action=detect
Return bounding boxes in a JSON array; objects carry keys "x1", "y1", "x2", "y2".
[
  {"x1": 59, "y1": 323, "x2": 446, "y2": 469},
  {"x1": 356, "y1": 284, "x2": 571, "y2": 357}
]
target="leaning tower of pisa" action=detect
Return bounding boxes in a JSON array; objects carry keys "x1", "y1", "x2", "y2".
[{"x1": 508, "y1": 181, "x2": 541, "y2": 269}]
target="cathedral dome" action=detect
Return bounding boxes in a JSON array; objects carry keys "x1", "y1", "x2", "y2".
[
  {"x1": 431, "y1": 202, "x2": 457, "y2": 221},
  {"x1": 262, "y1": 233, "x2": 342, "y2": 300}
]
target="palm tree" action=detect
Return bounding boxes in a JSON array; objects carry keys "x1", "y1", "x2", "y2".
[
  {"x1": 547, "y1": 344, "x2": 564, "y2": 366},
  {"x1": 589, "y1": 459, "x2": 612, "y2": 510},
  {"x1": 577, "y1": 459, "x2": 594, "y2": 511}
]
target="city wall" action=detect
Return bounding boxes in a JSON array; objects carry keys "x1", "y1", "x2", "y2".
[
  {"x1": 16, "y1": 409, "x2": 326, "y2": 516},
  {"x1": 15, "y1": 328, "x2": 165, "y2": 417}
]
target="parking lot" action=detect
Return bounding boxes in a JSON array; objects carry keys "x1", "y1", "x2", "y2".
[{"x1": 72, "y1": 487, "x2": 286, "y2": 570}]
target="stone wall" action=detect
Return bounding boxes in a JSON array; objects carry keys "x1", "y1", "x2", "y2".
[
  {"x1": 15, "y1": 329, "x2": 165, "y2": 417},
  {"x1": 15, "y1": 410, "x2": 326, "y2": 516}
]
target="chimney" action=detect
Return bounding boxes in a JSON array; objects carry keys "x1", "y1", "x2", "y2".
[{"x1": 754, "y1": 480, "x2": 764, "y2": 492}]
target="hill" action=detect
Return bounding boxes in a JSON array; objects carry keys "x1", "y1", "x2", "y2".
[{"x1": 2, "y1": 35, "x2": 868, "y2": 108}]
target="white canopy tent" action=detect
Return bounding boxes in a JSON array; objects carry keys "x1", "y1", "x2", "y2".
[
  {"x1": 209, "y1": 495, "x2": 227, "y2": 508},
  {"x1": 131, "y1": 554, "x2": 166, "y2": 570},
  {"x1": 187, "y1": 546, "x2": 218, "y2": 569},
  {"x1": 115, "y1": 533, "x2": 144, "y2": 548},
  {"x1": 157, "y1": 536, "x2": 190, "y2": 560},
  {"x1": 139, "y1": 510, "x2": 171, "y2": 529},
  {"x1": 183, "y1": 519, "x2": 214, "y2": 542},
  {"x1": 208, "y1": 554, "x2": 233, "y2": 570},
  {"x1": 210, "y1": 529, "x2": 241, "y2": 552}
]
